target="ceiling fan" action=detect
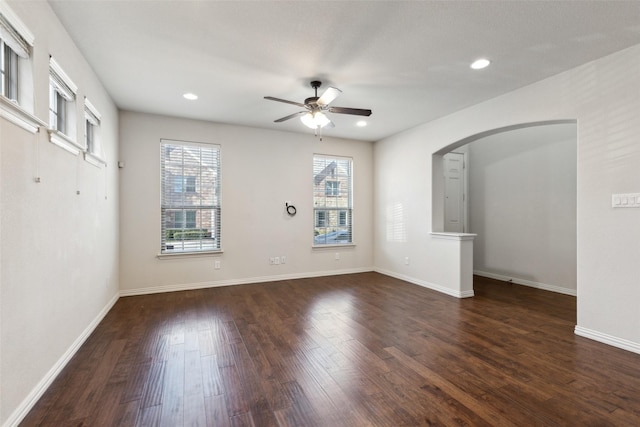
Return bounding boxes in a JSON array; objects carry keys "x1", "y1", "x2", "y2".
[{"x1": 264, "y1": 80, "x2": 372, "y2": 130}]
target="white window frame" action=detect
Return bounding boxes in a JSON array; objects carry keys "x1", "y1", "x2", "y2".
[
  {"x1": 0, "y1": 2, "x2": 41, "y2": 133},
  {"x1": 1, "y1": 39, "x2": 18, "y2": 101},
  {"x1": 325, "y1": 180, "x2": 339, "y2": 197},
  {"x1": 48, "y1": 57, "x2": 81, "y2": 155},
  {"x1": 160, "y1": 139, "x2": 222, "y2": 255},
  {"x1": 339, "y1": 210, "x2": 348, "y2": 227},
  {"x1": 83, "y1": 97, "x2": 106, "y2": 167},
  {"x1": 316, "y1": 210, "x2": 327, "y2": 228},
  {"x1": 313, "y1": 154, "x2": 353, "y2": 246}
]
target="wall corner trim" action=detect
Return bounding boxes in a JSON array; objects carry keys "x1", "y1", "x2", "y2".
[
  {"x1": 574, "y1": 326, "x2": 640, "y2": 355},
  {"x1": 3, "y1": 293, "x2": 120, "y2": 427}
]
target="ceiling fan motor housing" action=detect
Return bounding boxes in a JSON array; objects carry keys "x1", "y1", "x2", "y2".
[{"x1": 305, "y1": 96, "x2": 320, "y2": 106}]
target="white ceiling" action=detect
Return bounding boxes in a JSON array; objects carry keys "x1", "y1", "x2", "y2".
[{"x1": 48, "y1": 0, "x2": 640, "y2": 142}]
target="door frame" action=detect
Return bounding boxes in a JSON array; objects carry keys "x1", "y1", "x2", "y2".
[{"x1": 443, "y1": 150, "x2": 469, "y2": 233}]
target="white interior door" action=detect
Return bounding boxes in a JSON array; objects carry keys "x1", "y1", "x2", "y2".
[{"x1": 444, "y1": 152, "x2": 466, "y2": 232}]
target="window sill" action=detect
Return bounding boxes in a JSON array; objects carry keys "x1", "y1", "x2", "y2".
[
  {"x1": 0, "y1": 96, "x2": 45, "y2": 134},
  {"x1": 84, "y1": 151, "x2": 107, "y2": 168},
  {"x1": 312, "y1": 243, "x2": 356, "y2": 250},
  {"x1": 157, "y1": 249, "x2": 223, "y2": 259},
  {"x1": 48, "y1": 129, "x2": 83, "y2": 155}
]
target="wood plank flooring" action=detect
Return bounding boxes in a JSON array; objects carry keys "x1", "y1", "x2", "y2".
[{"x1": 21, "y1": 273, "x2": 640, "y2": 426}]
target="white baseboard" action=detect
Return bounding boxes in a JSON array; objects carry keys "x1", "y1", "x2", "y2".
[
  {"x1": 3, "y1": 292, "x2": 120, "y2": 427},
  {"x1": 574, "y1": 326, "x2": 640, "y2": 355},
  {"x1": 374, "y1": 268, "x2": 474, "y2": 298},
  {"x1": 120, "y1": 267, "x2": 374, "y2": 297},
  {"x1": 473, "y1": 270, "x2": 577, "y2": 296}
]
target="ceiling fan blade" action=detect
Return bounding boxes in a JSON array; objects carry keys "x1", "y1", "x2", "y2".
[
  {"x1": 317, "y1": 87, "x2": 342, "y2": 106},
  {"x1": 264, "y1": 96, "x2": 306, "y2": 108},
  {"x1": 274, "y1": 111, "x2": 306, "y2": 123},
  {"x1": 328, "y1": 106, "x2": 372, "y2": 116}
]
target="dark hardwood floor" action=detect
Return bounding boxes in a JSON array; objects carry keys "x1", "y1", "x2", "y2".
[{"x1": 22, "y1": 273, "x2": 640, "y2": 426}]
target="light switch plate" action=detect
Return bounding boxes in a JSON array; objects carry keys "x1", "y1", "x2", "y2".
[{"x1": 612, "y1": 193, "x2": 640, "y2": 208}]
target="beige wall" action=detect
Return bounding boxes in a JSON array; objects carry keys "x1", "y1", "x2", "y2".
[
  {"x1": 374, "y1": 43, "x2": 640, "y2": 352},
  {"x1": 0, "y1": 1, "x2": 119, "y2": 425},
  {"x1": 118, "y1": 111, "x2": 374, "y2": 295}
]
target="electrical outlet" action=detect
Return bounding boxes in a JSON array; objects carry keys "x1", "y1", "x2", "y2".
[
  {"x1": 335, "y1": 253, "x2": 340, "y2": 260},
  {"x1": 404, "y1": 257, "x2": 410, "y2": 265},
  {"x1": 214, "y1": 260, "x2": 221, "y2": 269},
  {"x1": 281, "y1": 256, "x2": 286, "y2": 264}
]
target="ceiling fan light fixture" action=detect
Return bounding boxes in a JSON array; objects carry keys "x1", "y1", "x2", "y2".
[{"x1": 301, "y1": 111, "x2": 330, "y2": 129}]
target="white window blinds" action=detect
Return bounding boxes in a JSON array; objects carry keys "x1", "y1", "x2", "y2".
[
  {"x1": 49, "y1": 57, "x2": 77, "y2": 101},
  {"x1": 84, "y1": 98, "x2": 101, "y2": 126},
  {"x1": 313, "y1": 155, "x2": 353, "y2": 245},
  {"x1": 161, "y1": 139, "x2": 221, "y2": 253},
  {"x1": 0, "y1": 6, "x2": 33, "y2": 59}
]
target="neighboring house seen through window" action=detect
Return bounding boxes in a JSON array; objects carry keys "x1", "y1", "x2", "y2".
[
  {"x1": 313, "y1": 155, "x2": 353, "y2": 245},
  {"x1": 161, "y1": 139, "x2": 221, "y2": 254}
]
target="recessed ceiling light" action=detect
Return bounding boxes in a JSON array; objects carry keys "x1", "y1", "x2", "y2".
[
  {"x1": 183, "y1": 92, "x2": 198, "y2": 100},
  {"x1": 356, "y1": 121, "x2": 367, "y2": 127},
  {"x1": 470, "y1": 58, "x2": 491, "y2": 70}
]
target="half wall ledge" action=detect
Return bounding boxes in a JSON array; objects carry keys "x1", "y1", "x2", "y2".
[{"x1": 430, "y1": 232, "x2": 477, "y2": 298}]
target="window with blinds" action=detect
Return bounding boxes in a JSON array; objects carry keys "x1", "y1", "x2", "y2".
[
  {"x1": 84, "y1": 98, "x2": 100, "y2": 153},
  {"x1": 49, "y1": 57, "x2": 77, "y2": 137},
  {"x1": 161, "y1": 139, "x2": 221, "y2": 254},
  {"x1": 1, "y1": 39, "x2": 18, "y2": 100},
  {"x1": 313, "y1": 155, "x2": 353, "y2": 245},
  {"x1": 0, "y1": 8, "x2": 31, "y2": 102}
]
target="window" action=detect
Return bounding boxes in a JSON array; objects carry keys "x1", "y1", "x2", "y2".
[
  {"x1": 172, "y1": 176, "x2": 196, "y2": 193},
  {"x1": 313, "y1": 155, "x2": 353, "y2": 245},
  {"x1": 325, "y1": 180, "x2": 339, "y2": 196},
  {"x1": 49, "y1": 85, "x2": 66, "y2": 133},
  {"x1": 0, "y1": 8, "x2": 30, "y2": 102},
  {"x1": 49, "y1": 57, "x2": 77, "y2": 141},
  {"x1": 161, "y1": 139, "x2": 221, "y2": 254},
  {"x1": 1, "y1": 39, "x2": 18, "y2": 101},
  {"x1": 84, "y1": 98, "x2": 100, "y2": 153},
  {"x1": 171, "y1": 210, "x2": 197, "y2": 229},
  {"x1": 339, "y1": 210, "x2": 348, "y2": 227},
  {"x1": 316, "y1": 210, "x2": 327, "y2": 227},
  {"x1": 83, "y1": 99, "x2": 106, "y2": 167},
  {"x1": 0, "y1": 4, "x2": 37, "y2": 132}
]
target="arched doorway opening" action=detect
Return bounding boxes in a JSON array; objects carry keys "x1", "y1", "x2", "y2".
[{"x1": 432, "y1": 119, "x2": 577, "y2": 296}]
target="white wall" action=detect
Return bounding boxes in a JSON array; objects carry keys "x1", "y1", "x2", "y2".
[
  {"x1": 468, "y1": 123, "x2": 577, "y2": 295},
  {"x1": 0, "y1": 2, "x2": 119, "y2": 425},
  {"x1": 374, "y1": 43, "x2": 640, "y2": 352},
  {"x1": 118, "y1": 111, "x2": 373, "y2": 294}
]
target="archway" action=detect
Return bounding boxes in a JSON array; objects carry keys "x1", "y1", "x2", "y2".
[{"x1": 432, "y1": 119, "x2": 578, "y2": 296}]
